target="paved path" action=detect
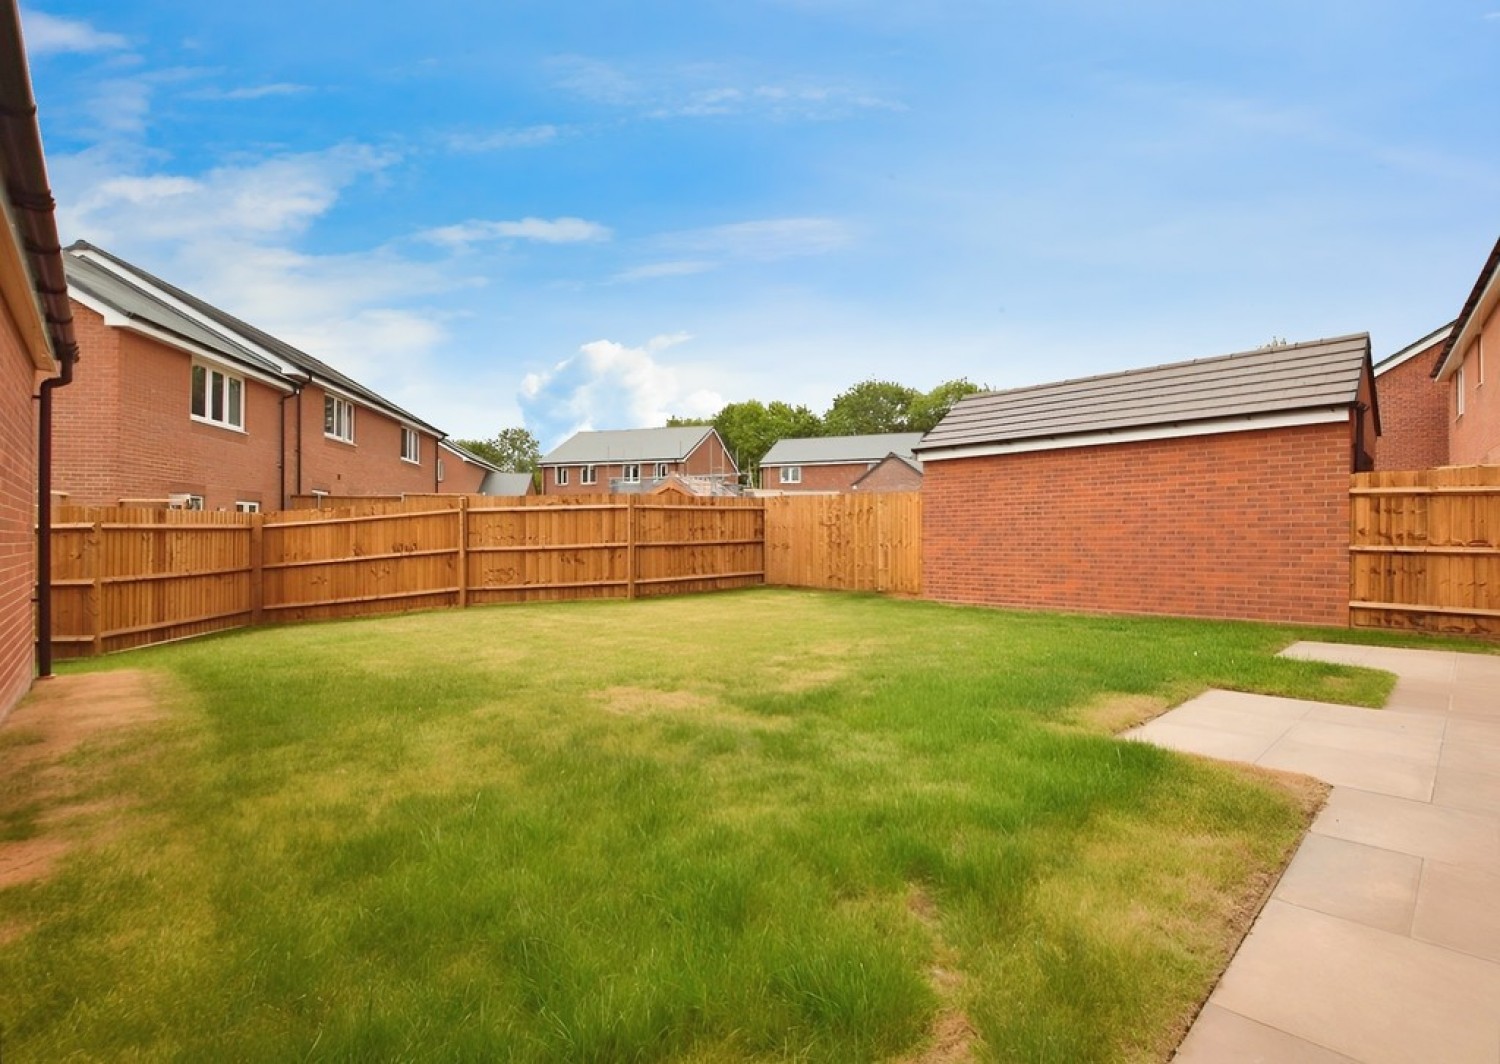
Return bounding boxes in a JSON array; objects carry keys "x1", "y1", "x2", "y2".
[{"x1": 1126, "y1": 641, "x2": 1500, "y2": 1064}]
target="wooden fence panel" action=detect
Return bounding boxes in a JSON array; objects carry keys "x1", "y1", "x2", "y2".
[
  {"x1": 1350, "y1": 466, "x2": 1500, "y2": 637},
  {"x1": 763, "y1": 493, "x2": 921, "y2": 594}
]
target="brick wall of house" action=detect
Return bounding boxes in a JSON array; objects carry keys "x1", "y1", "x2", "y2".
[
  {"x1": 1449, "y1": 305, "x2": 1500, "y2": 466},
  {"x1": 763, "y1": 461, "x2": 874, "y2": 493},
  {"x1": 922, "y1": 421, "x2": 1352, "y2": 626},
  {"x1": 0, "y1": 296, "x2": 39, "y2": 719},
  {"x1": 439, "y1": 451, "x2": 489, "y2": 493},
  {"x1": 50, "y1": 302, "x2": 119, "y2": 506},
  {"x1": 1375, "y1": 343, "x2": 1448, "y2": 470},
  {"x1": 295, "y1": 383, "x2": 440, "y2": 499},
  {"x1": 851, "y1": 457, "x2": 923, "y2": 493}
]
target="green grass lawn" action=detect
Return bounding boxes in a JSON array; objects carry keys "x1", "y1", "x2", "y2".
[{"x1": 0, "y1": 590, "x2": 1410, "y2": 1062}]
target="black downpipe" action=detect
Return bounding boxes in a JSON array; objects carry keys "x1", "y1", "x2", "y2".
[{"x1": 36, "y1": 352, "x2": 74, "y2": 677}]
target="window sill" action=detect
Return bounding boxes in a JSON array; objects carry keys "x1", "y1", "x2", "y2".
[
  {"x1": 400, "y1": 457, "x2": 421, "y2": 466},
  {"x1": 324, "y1": 434, "x2": 356, "y2": 446},
  {"x1": 190, "y1": 415, "x2": 247, "y2": 434}
]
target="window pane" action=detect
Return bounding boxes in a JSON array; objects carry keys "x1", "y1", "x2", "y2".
[
  {"x1": 211, "y1": 371, "x2": 225, "y2": 422},
  {"x1": 324, "y1": 396, "x2": 336, "y2": 434},
  {"x1": 228, "y1": 377, "x2": 243, "y2": 427},
  {"x1": 191, "y1": 365, "x2": 206, "y2": 417}
]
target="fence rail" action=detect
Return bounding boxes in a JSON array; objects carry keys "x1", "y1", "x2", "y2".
[
  {"x1": 763, "y1": 492, "x2": 922, "y2": 595},
  {"x1": 1350, "y1": 466, "x2": 1500, "y2": 637}
]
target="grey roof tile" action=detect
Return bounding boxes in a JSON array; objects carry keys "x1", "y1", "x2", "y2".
[
  {"x1": 540, "y1": 426, "x2": 727, "y2": 466},
  {"x1": 761, "y1": 432, "x2": 926, "y2": 466},
  {"x1": 917, "y1": 334, "x2": 1371, "y2": 453}
]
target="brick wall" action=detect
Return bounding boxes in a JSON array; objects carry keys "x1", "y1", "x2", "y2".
[
  {"x1": 763, "y1": 461, "x2": 875, "y2": 493},
  {"x1": 922, "y1": 422, "x2": 1352, "y2": 626},
  {"x1": 1374, "y1": 342, "x2": 1449, "y2": 470},
  {"x1": 0, "y1": 296, "x2": 38, "y2": 719},
  {"x1": 851, "y1": 457, "x2": 923, "y2": 493},
  {"x1": 295, "y1": 384, "x2": 440, "y2": 499},
  {"x1": 1449, "y1": 304, "x2": 1500, "y2": 466}
]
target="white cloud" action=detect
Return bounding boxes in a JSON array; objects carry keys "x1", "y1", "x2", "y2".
[
  {"x1": 443, "y1": 125, "x2": 560, "y2": 153},
  {"x1": 188, "y1": 82, "x2": 312, "y2": 101},
  {"x1": 518, "y1": 334, "x2": 722, "y2": 448},
  {"x1": 549, "y1": 55, "x2": 902, "y2": 120},
  {"x1": 21, "y1": 9, "x2": 128, "y2": 55},
  {"x1": 418, "y1": 216, "x2": 612, "y2": 248},
  {"x1": 611, "y1": 259, "x2": 716, "y2": 283}
]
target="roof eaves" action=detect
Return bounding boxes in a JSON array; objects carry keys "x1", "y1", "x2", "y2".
[{"x1": 1434, "y1": 236, "x2": 1500, "y2": 380}]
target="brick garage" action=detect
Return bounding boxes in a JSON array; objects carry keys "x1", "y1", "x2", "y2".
[
  {"x1": 1373, "y1": 325, "x2": 1451, "y2": 471},
  {"x1": 918, "y1": 335, "x2": 1377, "y2": 626}
]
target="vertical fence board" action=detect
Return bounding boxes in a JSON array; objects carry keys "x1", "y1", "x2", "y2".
[{"x1": 763, "y1": 493, "x2": 921, "y2": 595}]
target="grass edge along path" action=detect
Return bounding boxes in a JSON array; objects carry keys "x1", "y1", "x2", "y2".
[{"x1": 0, "y1": 590, "x2": 1419, "y2": 1062}]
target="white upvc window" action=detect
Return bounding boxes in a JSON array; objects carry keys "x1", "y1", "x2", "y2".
[
  {"x1": 580, "y1": 465, "x2": 597, "y2": 485},
  {"x1": 325, "y1": 396, "x2": 355, "y2": 442},
  {"x1": 654, "y1": 462, "x2": 670, "y2": 479},
  {"x1": 401, "y1": 426, "x2": 420, "y2": 464},
  {"x1": 621, "y1": 463, "x2": 641, "y2": 483},
  {"x1": 1456, "y1": 363, "x2": 1466, "y2": 418},
  {"x1": 191, "y1": 363, "x2": 244, "y2": 430},
  {"x1": 235, "y1": 500, "x2": 260, "y2": 513},
  {"x1": 437, "y1": 458, "x2": 446, "y2": 482},
  {"x1": 780, "y1": 466, "x2": 802, "y2": 485},
  {"x1": 556, "y1": 466, "x2": 569, "y2": 486}
]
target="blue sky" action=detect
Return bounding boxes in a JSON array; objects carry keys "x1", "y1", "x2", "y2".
[{"x1": 20, "y1": 1, "x2": 1500, "y2": 448}]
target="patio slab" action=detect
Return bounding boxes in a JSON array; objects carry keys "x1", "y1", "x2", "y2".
[{"x1": 1133, "y1": 640, "x2": 1500, "y2": 1064}]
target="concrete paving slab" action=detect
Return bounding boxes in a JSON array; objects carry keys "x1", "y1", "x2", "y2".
[
  {"x1": 1174, "y1": 1004, "x2": 1360, "y2": 1063},
  {"x1": 1446, "y1": 718, "x2": 1500, "y2": 749},
  {"x1": 1123, "y1": 720, "x2": 1280, "y2": 762},
  {"x1": 1312, "y1": 788, "x2": 1500, "y2": 874},
  {"x1": 1281, "y1": 718, "x2": 1443, "y2": 761},
  {"x1": 1411, "y1": 860, "x2": 1500, "y2": 965},
  {"x1": 1302, "y1": 702, "x2": 1447, "y2": 739},
  {"x1": 1258, "y1": 739, "x2": 1436, "y2": 802},
  {"x1": 1208, "y1": 900, "x2": 1500, "y2": 1064},
  {"x1": 1272, "y1": 835, "x2": 1420, "y2": 935},
  {"x1": 1162, "y1": 701, "x2": 1309, "y2": 740},
  {"x1": 1431, "y1": 764, "x2": 1500, "y2": 816},
  {"x1": 1439, "y1": 739, "x2": 1500, "y2": 776}
]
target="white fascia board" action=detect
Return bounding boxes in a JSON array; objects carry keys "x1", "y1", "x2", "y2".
[
  {"x1": 70, "y1": 287, "x2": 293, "y2": 392},
  {"x1": 72, "y1": 248, "x2": 300, "y2": 375},
  {"x1": 916, "y1": 408, "x2": 1350, "y2": 463},
  {"x1": 761, "y1": 458, "x2": 882, "y2": 468},
  {"x1": 1435, "y1": 274, "x2": 1499, "y2": 383},
  {"x1": 1376, "y1": 324, "x2": 1454, "y2": 377}
]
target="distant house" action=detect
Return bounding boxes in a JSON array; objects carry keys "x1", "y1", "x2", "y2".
[
  {"x1": 1433, "y1": 235, "x2": 1500, "y2": 465},
  {"x1": 916, "y1": 334, "x2": 1378, "y2": 627},
  {"x1": 58, "y1": 242, "x2": 453, "y2": 510},
  {"x1": 1373, "y1": 323, "x2": 1453, "y2": 471},
  {"x1": 1, "y1": 5, "x2": 77, "y2": 718},
  {"x1": 851, "y1": 453, "x2": 923, "y2": 494},
  {"x1": 759, "y1": 433, "x2": 926, "y2": 493},
  {"x1": 539, "y1": 427, "x2": 738, "y2": 495},
  {"x1": 438, "y1": 441, "x2": 534, "y2": 496}
]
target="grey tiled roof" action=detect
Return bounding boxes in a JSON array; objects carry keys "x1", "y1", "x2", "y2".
[
  {"x1": 917, "y1": 334, "x2": 1371, "y2": 454},
  {"x1": 65, "y1": 242, "x2": 442, "y2": 434},
  {"x1": 481, "y1": 472, "x2": 534, "y2": 495},
  {"x1": 540, "y1": 426, "x2": 726, "y2": 466},
  {"x1": 761, "y1": 432, "x2": 926, "y2": 466}
]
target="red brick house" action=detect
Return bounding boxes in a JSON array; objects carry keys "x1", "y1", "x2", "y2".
[
  {"x1": 916, "y1": 334, "x2": 1378, "y2": 626},
  {"x1": 1, "y1": 5, "x2": 77, "y2": 717},
  {"x1": 438, "y1": 441, "x2": 533, "y2": 496},
  {"x1": 1372, "y1": 323, "x2": 1453, "y2": 471},
  {"x1": 1433, "y1": 236, "x2": 1500, "y2": 466},
  {"x1": 57, "y1": 243, "x2": 451, "y2": 511},
  {"x1": 539, "y1": 426, "x2": 737, "y2": 495},
  {"x1": 759, "y1": 433, "x2": 925, "y2": 493},
  {"x1": 851, "y1": 453, "x2": 923, "y2": 493}
]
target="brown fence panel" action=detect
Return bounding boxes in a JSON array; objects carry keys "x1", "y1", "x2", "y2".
[
  {"x1": 635, "y1": 497, "x2": 765, "y2": 597},
  {"x1": 261, "y1": 505, "x2": 463, "y2": 623},
  {"x1": 48, "y1": 506, "x2": 257, "y2": 659},
  {"x1": 1350, "y1": 466, "x2": 1500, "y2": 636},
  {"x1": 763, "y1": 493, "x2": 921, "y2": 594}
]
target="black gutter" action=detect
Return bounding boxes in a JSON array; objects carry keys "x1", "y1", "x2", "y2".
[{"x1": 2, "y1": 3, "x2": 79, "y2": 679}]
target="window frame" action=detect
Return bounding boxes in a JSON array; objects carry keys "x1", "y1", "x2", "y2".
[
  {"x1": 400, "y1": 426, "x2": 421, "y2": 464},
  {"x1": 621, "y1": 463, "x2": 641, "y2": 484},
  {"x1": 654, "y1": 462, "x2": 670, "y2": 480},
  {"x1": 1457, "y1": 362, "x2": 1467, "y2": 418},
  {"x1": 235, "y1": 500, "x2": 260, "y2": 514},
  {"x1": 580, "y1": 464, "x2": 597, "y2": 485},
  {"x1": 190, "y1": 362, "x2": 245, "y2": 431},
  {"x1": 556, "y1": 466, "x2": 569, "y2": 486},
  {"x1": 324, "y1": 395, "x2": 355, "y2": 443},
  {"x1": 780, "y1": 466, "x2": 802, "y2": 485}
]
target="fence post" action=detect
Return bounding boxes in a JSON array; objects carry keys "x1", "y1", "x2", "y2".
[
  {"x1": 88, "y1": 519, "x2": 103, "y2": 657},
  {"x1": 249, "y1": 513, "x2": 264, "y2": 626},
  {"x1": 626, "y1": 494, "x2": 638, "y2": 600},
  {"x1": 457, "y1": 494, "x2": 470, "y2": 608}
]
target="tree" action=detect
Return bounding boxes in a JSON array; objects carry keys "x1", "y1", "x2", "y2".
[
  {"x1": 908, "y1": 378, "x2": 984, "y2": 433},
  {"x1": 451, "y1": 426, "x2": 541, "y2": 473},
  {"x1": 712, "y1": 400, "x2": 822, "y2": 482},
  {"x1": 823, "y1": 380, "x2": 921, "y2": 435}
]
